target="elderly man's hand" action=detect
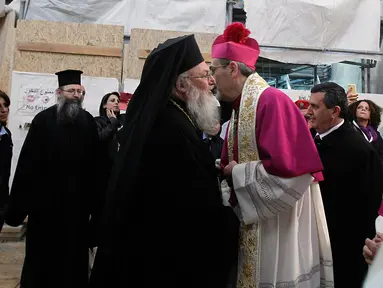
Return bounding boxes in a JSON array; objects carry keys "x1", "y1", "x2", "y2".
[
  {"x1": 223, "y1": 161, "x2": 238, "y2": 187},
  {"x1": 363, "y1": 233, "x2": 383, "y2": 265}
]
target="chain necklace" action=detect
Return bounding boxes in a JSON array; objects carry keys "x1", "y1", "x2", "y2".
[{"x1": 169, "y1": 99, "x2": 196, "y2": 128}]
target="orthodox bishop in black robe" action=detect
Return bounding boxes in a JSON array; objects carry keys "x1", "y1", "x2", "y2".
[
  {"x1": 89, "y1": 35, "x2": 239, "y2": 288},
  {"x1": 5, "y1": 70, "x2": 106, "y2": 288},
  {"x1": 313, "y1": 120, "x2": 383, "y2": 287}
]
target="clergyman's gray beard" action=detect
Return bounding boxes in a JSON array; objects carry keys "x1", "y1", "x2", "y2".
[
  {"x1": 57, "y1": 97, "x2": 82, "y2": 123},
  {"x1": 186, "y1": 86, "x2": 220, "y2": 136}
]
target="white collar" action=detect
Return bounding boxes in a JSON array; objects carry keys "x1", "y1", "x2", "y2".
[
  {"x1": 316, "y1": 119, "x2": 344, "y2": 140},
  {"x1": 0, "y1": 125, "x2": 7, "y2": 136},
  {"x1": 352, "y1": 120, "x2": 373, "y2": 142},
  {"x1": 220, "y1": 121, "x2": 230, "y2": 140}
]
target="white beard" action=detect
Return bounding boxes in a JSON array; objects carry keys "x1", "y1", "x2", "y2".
[{"x1": 185, "y1": 85, "x2": 220, "y2": 136}]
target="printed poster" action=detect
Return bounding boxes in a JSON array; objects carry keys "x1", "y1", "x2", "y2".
[{"x1": 17, "y1": 85, "x2": 57, "y2": 116}]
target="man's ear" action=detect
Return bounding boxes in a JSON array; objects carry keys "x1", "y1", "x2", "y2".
[
  {"x1": 56, "y1": 88, "x2": 61, "y2": 95},
  {"x1": 175, "y1": 77, "x2": 187, "y2": 94},
  {"x1": 333, "y1": 106, "x2": 341, "y2": 118},
  {"x1": 228, "y1": 61, "x2": 239, "y2": 77}
]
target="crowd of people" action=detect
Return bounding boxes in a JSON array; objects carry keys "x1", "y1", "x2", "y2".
[{"x1": 0, "y1": 22, "x2": 383, "y2": 288}]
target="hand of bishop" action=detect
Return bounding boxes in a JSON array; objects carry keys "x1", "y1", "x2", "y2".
[
  {"x1": 363, "y1": 237, "x2": 382, "y2": 265},
  {"x1": 223, "y1": 161, "x2": 238, "y2": 187}
]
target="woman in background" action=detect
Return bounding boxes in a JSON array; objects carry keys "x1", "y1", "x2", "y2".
[
  {"x1": 348, "y1": 99, "x2": 383, "y2": 237},
  {"x1": 94, "y1": 92, "x2": 124, "y2": 166},
  {"x1": 90, "y1": 92, "x2": 124, "y2": 274},
  {"x1": 347, "y1": 99, "x2": 383, "y2": 163},
  {"x1": 0, "y1": 90, "x2": 12, "y2": 232}
]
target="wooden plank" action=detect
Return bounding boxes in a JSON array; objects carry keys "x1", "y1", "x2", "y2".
[
  {"x1": 0, "y1": 242, "x2": 24, "y2": 286},
  {"x1": 14, "y1": 20, "x2": 124, "y2": 78},
  {"x1": 17, "y1": 42, "x2": 122, "y2": 58},
  {"x1": 0, "y1": 225, "x2": 25, "y2": 241},
  {"x1": 0, "y1": 10, "x2": 16, "y2": 94},
  {"x1": 0, "y1": 225, "x2": 24, "y2": 233},
  {"x1": 137, "y1": 49, "x2": 152, "y2": 59},
  {"x1": 138, "y1": 49, "x2": 212, "y2": 63}
]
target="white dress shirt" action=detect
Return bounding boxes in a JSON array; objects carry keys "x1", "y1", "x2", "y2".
[{"x1": 316, "y1": 119, "x2": 344, "y2": 140}]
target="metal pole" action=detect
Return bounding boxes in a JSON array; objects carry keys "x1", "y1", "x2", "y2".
[
  {"x1": 226, "y1": 0, "x2": 235, "y2": 26},
  {"x1": 360, "y1": 59, "x2": 372, "y2": 93},
  {"x1": 341, "y1": 60, "x2": 377, "y2": 68},
  {"x1": 361, "y1": 60, "x2": 366, "y2": 93},
  {"x1": 367, "y1": 61, "x2": 371, "y2": 93},
  {"x1": 19, "y1": 0, "x2": 26, "y2": 19},
  {"x1": 282, "y1": 75, "x2": 292, "y2": 89},
  {"x1": 313, "y1": 66, "x2": 318, "y2": 85}
]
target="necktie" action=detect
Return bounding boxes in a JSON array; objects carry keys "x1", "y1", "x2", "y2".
[{"x1": 314, "y1": 134, "x2": 321, "y2": 145}]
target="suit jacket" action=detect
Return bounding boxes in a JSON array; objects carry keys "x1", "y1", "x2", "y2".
[{"x1": 313, "y1": 121, "x2": 383, "y2": 287}]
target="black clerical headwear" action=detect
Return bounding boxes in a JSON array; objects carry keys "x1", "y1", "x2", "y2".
[
  {"x1": 117, "y1": 34, "x2": 205, "y2": 152},
  {"x1": 55, "y1": 69, "x2": 83, "y2": 87}
]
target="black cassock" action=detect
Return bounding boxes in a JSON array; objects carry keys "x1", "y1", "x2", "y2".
[
  {"x1": 313, "y1": 121, "x2": 383, "y2": 288},
  {"x1": 5, "y1": 105, "x2": 106, "y2": 288},
  {"x1": 89, "y1": 100, "x2": 240, "y2": 288}
]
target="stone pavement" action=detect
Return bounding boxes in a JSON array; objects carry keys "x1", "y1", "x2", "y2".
[{"x1": 0, "y1": 241, "x2": 24, "y2": 288}]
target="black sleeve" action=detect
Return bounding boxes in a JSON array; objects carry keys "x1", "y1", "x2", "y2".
[
  {"x1": 373, "y1": 135, "x2": 383, "y2": 165},
  {"x1": 5, "y1": 119, "x2": 41, "y2": 227},
  {"x1": 362, "y1": 148, "x2": 383, "y2": 238},
  {"x1": 95, "y1": 117, "x2": 120, "y2": 142}
]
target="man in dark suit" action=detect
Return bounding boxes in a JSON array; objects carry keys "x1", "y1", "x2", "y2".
[{"x1": 307, "y1": 82, "x2": 383, "y2": 288}]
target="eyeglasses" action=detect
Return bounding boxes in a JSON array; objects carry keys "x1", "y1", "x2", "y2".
[
  {"x1": 186, "y1": 71, "x2": 213, "y2": 79},
  {"x1": 209, "y1": 64, "x2": 228, "y2": 75},
  {"x1": 61, "y1": 89, "x2": 86, "y2": 96}
]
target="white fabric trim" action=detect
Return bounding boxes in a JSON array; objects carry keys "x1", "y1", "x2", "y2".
[
  {"x1": 232, "y1": 161, "x2": 314, "y2": 225},
  {"x1": 317, "y1": 119, "x2": 344, "y2": 139},
  {"x1": 311, "y1": 182, "x2": 334, "y2": 287},
  {"x1": 376, "y1": 216, "x2": 383, "y2": 234},
  {"x1": 254, "y1": 182, "x2": 334, "y2": 288},
  {"x1": 220, "y1": 120, "x2": 229, "y2": 140},
  {"x1": 352, "y1": 120, "x2": 373, "y2": 143}
]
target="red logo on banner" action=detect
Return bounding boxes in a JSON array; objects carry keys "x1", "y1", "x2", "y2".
[{"x1": 27, "y1": 94, "x2": 35, "y2": 102}]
